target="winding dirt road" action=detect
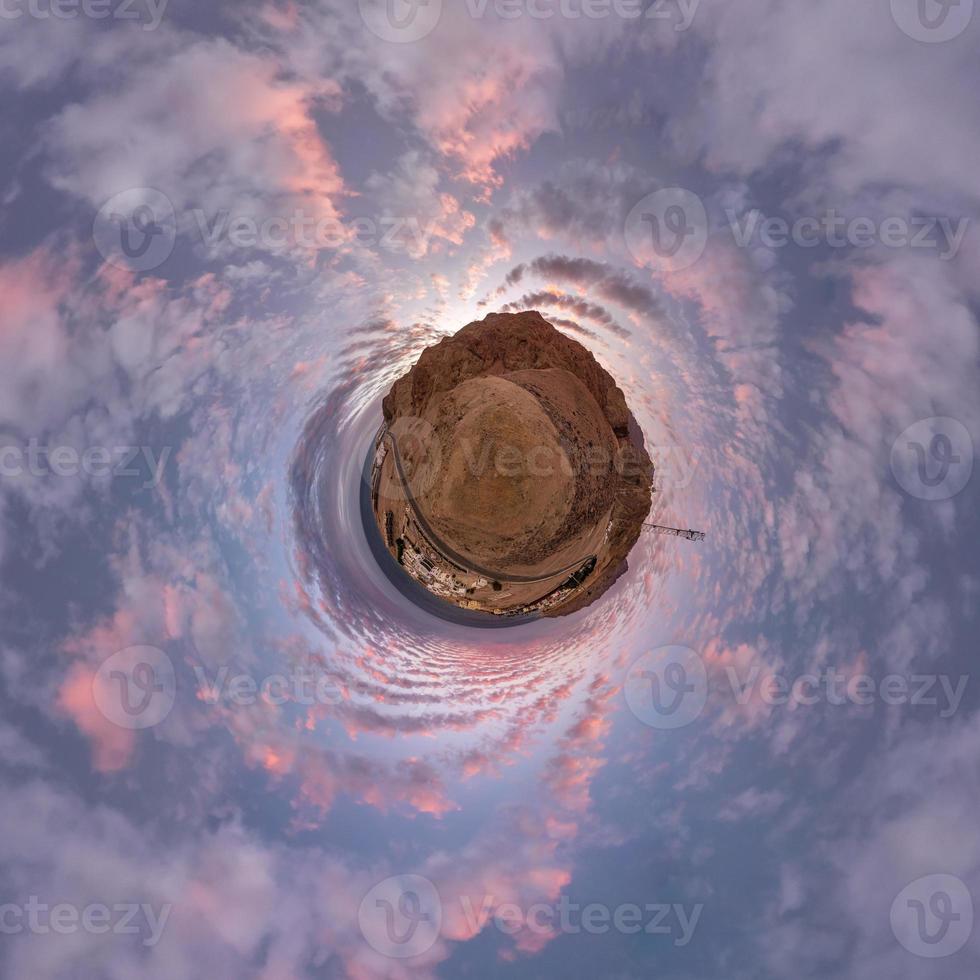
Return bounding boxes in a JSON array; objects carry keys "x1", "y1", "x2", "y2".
[{"x1": 386, "y1": 432, "x2": 595, "y2": 585}]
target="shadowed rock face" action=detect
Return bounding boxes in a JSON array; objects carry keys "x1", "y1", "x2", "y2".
[{"x1": 375, "y1": 311, "x2": 653, "y2": 618}]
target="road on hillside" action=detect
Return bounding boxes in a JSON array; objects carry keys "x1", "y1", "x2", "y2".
[{"x1": 386, "y1": 432, "x2": 596, "y2": 585}]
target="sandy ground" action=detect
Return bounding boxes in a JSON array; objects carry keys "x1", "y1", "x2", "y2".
[{"x1": 373, "y1": 312, "x2": 652, "y2": 617}]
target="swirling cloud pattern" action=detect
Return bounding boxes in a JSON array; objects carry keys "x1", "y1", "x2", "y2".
[{"x1": 0, "y1": 1, "x2": 978, "y2": 977}]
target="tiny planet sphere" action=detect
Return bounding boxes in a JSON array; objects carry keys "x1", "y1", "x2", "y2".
[{"x1": 370, "y1": 311, "x2": 653, "y2": 617}]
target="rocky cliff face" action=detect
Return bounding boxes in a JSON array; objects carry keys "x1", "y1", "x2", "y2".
[
  {"x1": 383, "y1": 311, "x2": 632, "y2": 434},
  {"x1": 377, "y1": 311, "x2": 653, "y2": 618}
]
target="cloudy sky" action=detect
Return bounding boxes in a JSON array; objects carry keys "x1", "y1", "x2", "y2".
[{"x1": 1, "y1": 0, "x2": 978, "y2": 976}]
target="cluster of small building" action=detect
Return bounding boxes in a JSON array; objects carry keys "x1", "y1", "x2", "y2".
[
  {"x1": 401, "y1": 547, "x2": 467, "y2": 600},
  {"x1": 371, "y1": 423, "x2": 596, "y2": 617}
]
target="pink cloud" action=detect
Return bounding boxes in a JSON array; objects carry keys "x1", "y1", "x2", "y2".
[{"x1": 57, "y1": 664, "x2": 136, "y2": 772}]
